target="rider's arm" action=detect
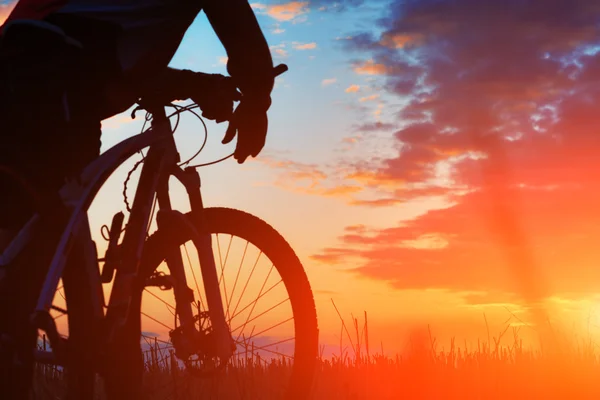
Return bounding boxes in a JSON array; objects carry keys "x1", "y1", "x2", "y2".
[{"x1": 202, "y1": 0, "x2": 274, "y2": 110}]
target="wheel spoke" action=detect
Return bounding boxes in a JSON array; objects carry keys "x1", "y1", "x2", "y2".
[
  {"x1": 50, "y1": 305, "x2": 67, "y2": 315},
  {"x1": 141, "y1": 334, "x2": 172, "y2": 347},
  {"x1": 141, "y1": 311, "x2": 172, "y2": 331},
  {"x1": 244, "y1": 316, "x2": 294, "y2": 343},
  {"x1": 144, "y1": 288, "x2": 176, "y2": 312},
  {"x1": 217, "y1": 234, "x2": 234, "y2": 286},
  {"x1": 53, "y1": 313, "x2": 67, "y2": 321},
  {"x1": 234, "y1": 264, "x2": 274, "y2": 343},
  {"x1": 231, "y1": 297, "x2": 289, "y2": 334},
  {"x1": 228, "y1": 279, "x2": 283, "y2": 323},
  {"x1": 230, "y1": 250, "x2": 262, "y2": 319},
  {"x1": 227, "y1": 241, "x2": 249, "y2": 319},
  {"x1": 216, "y1": 234, "x2": 233, "y2": 323}
]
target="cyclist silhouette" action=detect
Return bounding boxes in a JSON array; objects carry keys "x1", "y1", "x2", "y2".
[{"x1": 0, "y1": 1, "x2": 274, "y2": 397}]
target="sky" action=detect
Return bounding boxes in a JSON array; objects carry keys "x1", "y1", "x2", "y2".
[{"x1": 4, "y1": 0, "x2": 600, "y2": 355}]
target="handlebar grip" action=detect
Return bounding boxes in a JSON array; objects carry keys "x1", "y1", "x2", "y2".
[{"x1": 274, "y1": 64, "x2": 288, "y2": 77}]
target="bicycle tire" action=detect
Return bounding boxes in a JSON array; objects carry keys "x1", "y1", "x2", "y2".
[{"x1": 137, "y1": 207, "x2": 319, "y2": 399}]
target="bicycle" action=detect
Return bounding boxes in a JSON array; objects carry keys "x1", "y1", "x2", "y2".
[{"x1": 0, "y1": 58, "x2": 318, "y2": 399}]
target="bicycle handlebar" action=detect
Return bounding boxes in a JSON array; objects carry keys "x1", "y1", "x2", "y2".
[
  {"x1": 273, "y1": 63, "x2": 288, "y2": 77},
  {"x1": 133, "y1": 64, "x2": 288, "y2": 119},
  {"x1": 227, "y1": 63, "x2": 287, "y2": 95}
]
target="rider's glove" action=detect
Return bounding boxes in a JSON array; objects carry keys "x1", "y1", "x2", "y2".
[
  {"x1": 190, "y1": 73, "x2": 242, "y2": 123},
  {"x1": 186, "y1": 70, "x2": 272, "y2": 164},
  {"x1": 221, "y1": 95, "x2": 271, "y2": 164}
]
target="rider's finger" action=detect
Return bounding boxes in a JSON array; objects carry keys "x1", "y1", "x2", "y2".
[
  {"x1": 250, "y1": 130, "x2": 266, "y2": 157},
  {"x1": 234, "y1": 126, "x2": 250, "y2": 163},
  {"x1": 222, "y1": 119, "x2": 237, "y2": 144},
  {"x1": 250, "y1": 117, "x2": 267, "y2": 157},
  {"x1": 235, "y1": 150, "x2": 249, "y2": 164}
]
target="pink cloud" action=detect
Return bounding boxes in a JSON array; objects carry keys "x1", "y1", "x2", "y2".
[
  {"x1": 293, "y1": 42, "x2": 317, "y2": 50},
  {"x1": 266, "y1": 1, "x2": 309, "y2": 22},
  {"x1": 353, "y1": 59, "x2": 388, "y2": 75}
]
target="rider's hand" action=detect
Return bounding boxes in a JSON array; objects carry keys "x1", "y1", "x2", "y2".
[
  {"x1": 221, "y1": 97, "x2": 271, "y2": 164},
  {"x1": 191, "y1": 73, "x2": 241, "y2": 123}
]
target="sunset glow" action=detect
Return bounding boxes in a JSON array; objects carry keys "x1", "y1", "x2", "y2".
[{"x1": 6, "y1": 0, "x2": 600, "y2": 396}]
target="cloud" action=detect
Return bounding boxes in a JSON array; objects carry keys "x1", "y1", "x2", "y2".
[
  {"x1": 379, "y1": 32, "x2": 424, "y2": 49},
  {"x1": 258, "y1": 156, "x2": 364, "y2": 200},
  {"x1": 254, "y1": 0, "x2": 369, "y2": 19},
  {"x1": 460, "y1": 291, "x2": 520, "y2": 307},
  {"x1": 352, "y1": 59, "x2": 388, "y2": 75},
  {"x1": 321, "y1": 78, "x2": 337, "y2": 86},
  {"x1": 271, "y1": 24, "x2": 286, "y2": 34},
  {"x1": 272, "y1": 49, "x2": 288, "y2": 57},
  {"x1": 373, "y1": 103, "x2": 384, "y2": 117},
  {"x1": 269, "y1": 43, "x2": 288, "y2": 58},
  {"x1": 101, "y1": 114, "x2": 135, "y2": 130},
  {"x1": 217, "y1": 56, "x2": 228, "y2": 65},
  {"x1": 345, "y1": 84, "x2": 360, "y2": 93},
  {"x1": 265, "y1": 1, "x2": 309, "y2": 21},
  {"x1": 312, "y1": 184, "x2": 600, "y2": 297},
  {"x1": 342, "y1": 136, "x2": 360, "y2": 144},
  {"x1": 354, "y1": 121, "x2": 395, "y2": 132},
  {"x1": 341, "y1": 0, "x2": 600, "y2": 191},
  {"x1": 359, "y1": 94, "x2": 379, "y2": 102},
  {"x1": 315, "y1": 0, "x2": 600, "y2": 303},
  {"x1": 293, "y1": 42, "x2": 317, "y2": 50}
]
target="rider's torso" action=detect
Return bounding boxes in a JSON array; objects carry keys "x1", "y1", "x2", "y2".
[{"x1": 4, "y1": 0, "x2": 203, "y2": 72}]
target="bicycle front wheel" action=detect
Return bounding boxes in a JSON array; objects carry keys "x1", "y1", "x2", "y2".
[{"x1": 137, "y1": 207, "x2": 318, "y2": 399}]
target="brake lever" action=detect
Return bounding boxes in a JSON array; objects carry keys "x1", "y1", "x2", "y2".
[
  {"x1": 130, "y1": 105, "x2": 144, "y2": 120},
  {"x1": 273, "y1": 63, "x2": 288, "y2": 77},
  {"x1": 132, "y1": 97, "x2": 172, "y2": 119}
]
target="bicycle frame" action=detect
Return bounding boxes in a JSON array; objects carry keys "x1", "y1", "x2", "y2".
[{"x1": 2, "y1": 104, "x2": 232, "y2": 363}]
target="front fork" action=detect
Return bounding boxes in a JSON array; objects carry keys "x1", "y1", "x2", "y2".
[{"x1": 156, "y1": 167, "x2": 233, "y2": 361}]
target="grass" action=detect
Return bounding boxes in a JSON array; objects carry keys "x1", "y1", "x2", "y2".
[
  {"x1": 311, "y1": 333, "x2": 600, "y2": 399},
  {"x1": 32, "y1": 328, "x2": 600, "y2": 399},
  {"x1": 31, "y1": 305, "x2": 600, "y2": 399},
  {"x1": 315, "y1": 303, "x2": 600, "y2": 399}
]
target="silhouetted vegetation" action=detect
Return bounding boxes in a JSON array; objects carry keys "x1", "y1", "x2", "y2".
[{"x1": 31, "y1": 317, "x2": 600, "y2": 399}]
